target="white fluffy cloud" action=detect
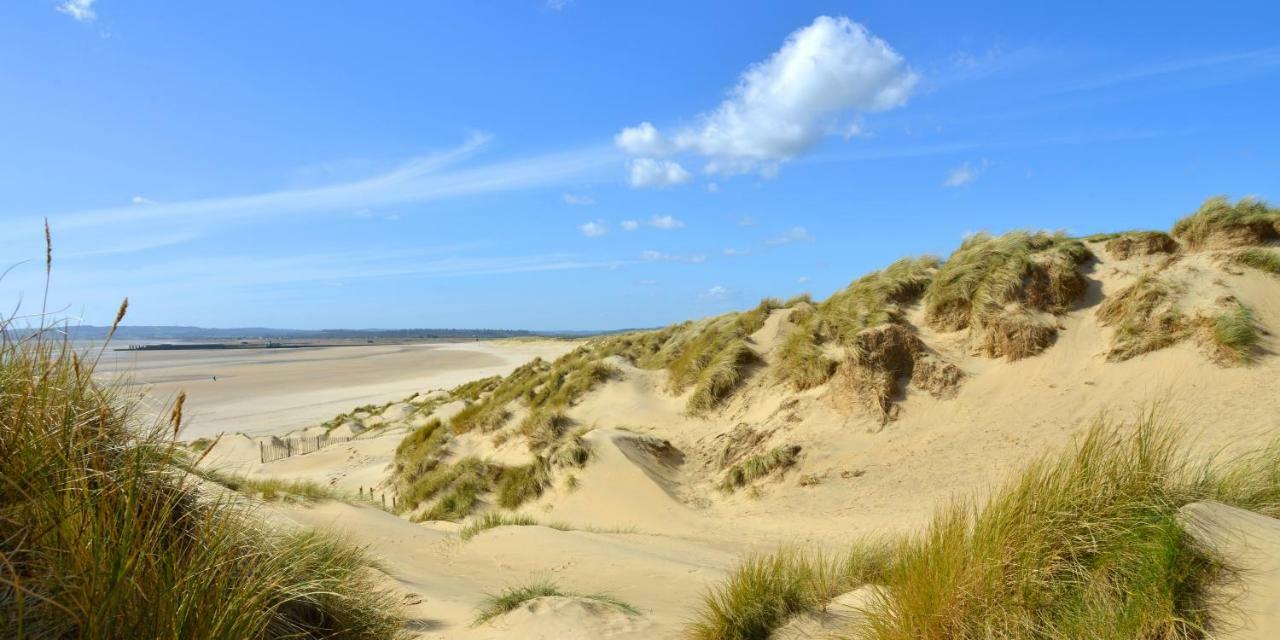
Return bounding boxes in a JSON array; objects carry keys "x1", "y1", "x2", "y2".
[
  {"x1": 627, "y1": 158, "x2": 691, "y2": 188},
  {"x1": 57, "y1": 0, "x2": 96, "y2": 22},
  {"x1": 562, "y1": 192, "x2": 595, "y2": 205},
  {"x1": 614, "y1": 16, "x2": 916, "y2": 176},
  {"x1": 579, "y1": 220, "x2": 607, "y2": 237},
  {"x1": 615, "y1": 122, "x2": 671, "y2": 156},
  {"x1": 620, "y1": 220, "x2": 640, "y2": 231}
]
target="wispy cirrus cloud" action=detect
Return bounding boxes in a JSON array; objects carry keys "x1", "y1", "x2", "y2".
[
  {"x1": 30, "y1": 134, "x2": 616, "y2": 231},
  {"x1": 766, "y1": 226, "x2": 815, "y2": 245}
]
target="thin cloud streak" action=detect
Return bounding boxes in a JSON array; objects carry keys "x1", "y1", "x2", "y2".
[
  {"x1": 1056, "y1": 46, "x2": 1280, "y2": 94},
  {"x1": 34, "y1": 135, "x2": 618, "y2": 231}
]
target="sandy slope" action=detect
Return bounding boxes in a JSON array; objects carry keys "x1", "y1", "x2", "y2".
[{"x1": 197, "y1": 244, "x2": 1280, "y2": 638}]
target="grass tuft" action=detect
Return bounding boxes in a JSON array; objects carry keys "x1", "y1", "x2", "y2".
[
  {"x1": 1204, "y1": 303, "x2": 1258, "y2": 365},
  {"x1": 924, "y1": 231, "x2": 1090, "y2": 359},
  {"x1": 721, "y1": 445, "x2": 802, "y2": 492},
  {"x1": 687, "y1": 339, "x2": 756, "y2": 414},
  {"x1": 687, "y1": 545, "x2": 893, "y2": 640},
  {"x1": 1234, "y1": 247, "x2": 1280, "y2": 275},
  {"x1": 495, "y1": 462, "x2": 549, "y2": 509},
  {"x1": 1102, "y1": 230, "x2": 1179, "y2": 259},
  {"x1": 1172, "y1": 195, "x2": 1280, "y2": 249},
  {"x1": 458, "y1": 512, "x2": 541, "y2": 541},
  {"x1": 774, "y1": 321, "x2": 835, "y2": 391},
  {"x1": 474, "y1": 580, "x2": 639, "y2": 625},
  {"x1": 1096, "y1": 273, "x2": 1192, "y2": 361},
  {"x1": 0, "y1": 323, "x2": 403, "y2": 638}
]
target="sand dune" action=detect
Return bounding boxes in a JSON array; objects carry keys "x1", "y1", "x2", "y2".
[{"x1": 189, "y1": 234, "x2": 1280, "y2": 638}]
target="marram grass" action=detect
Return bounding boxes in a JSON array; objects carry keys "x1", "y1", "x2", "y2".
[
  {"x1": 689, "y1": 410, "x2": 1280, "y2": 640},
  {"x1": 473, "y1": 580, "x2": 639, "y2": 626},
  {"x1": 0, "y1": 323, "x2": 403, "y2": 639}
]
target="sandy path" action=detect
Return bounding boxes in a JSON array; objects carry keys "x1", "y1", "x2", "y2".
[
  {"x1": 280, "y1": 501, "x2": 736, "y2": 639},
  {"x1": 99, "y1": 340, "x2": 576, "y2": 438}
]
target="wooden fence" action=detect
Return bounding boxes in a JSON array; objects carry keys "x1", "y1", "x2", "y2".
[{"x1": 260, "y1": 434, "x2": 351, "y2": 463}]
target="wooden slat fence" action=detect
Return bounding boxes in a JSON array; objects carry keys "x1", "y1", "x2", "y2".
[{"x1": 260, "y1": 434, "x2": 351, "y2": 463}]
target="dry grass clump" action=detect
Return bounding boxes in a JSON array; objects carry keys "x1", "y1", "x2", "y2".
[
  {"x1": 393, "y1": 417, "x2": 451, "y2": 496},
  {"x1": 1202, "y1": 303, "x2": 1259, "y2": 365},
  {"x1": 551, "y1": 433, "x2": 593, "y2": 468},
  {"x1": 519, "y1": 408, "x2": 571, "y2": 450},
  {"x1": 442, "y1": 348, "x2": 615, "y2": 437},
  {"x1": 836, "y1": 324, "x2": 962, "y2": 422},
  {"x1": 1096, "y1": 274, "x2": 1193, "y2": 361},
  {"x1": 720, "y1": 445, "x2": 802, "y2": 492},
  {"x1": 529, "y1": 357, "x2": 619, "y2": 408},
  {"x1": 409, "y1": 457, "x2": 494, "y2": 520},
  {"x1": 687, "y1": 339, "x2": 758, "y2": 414},
  {"x1": 815, "y1": 257, "x2": 939, "y2": 344},
  {"x1": 450, "y1": 375, "x2": 504, "y2": 401},
  {"x1": 1234, "y1": 247, "x2": 1280, "y2": 275},
  {"x1": 495, "y1": 462, "x2": 550, "y2": 509},
  {"x1": 736, "y1": 297, "x2": 784, "y2": 335},
  {"x1": 693, "y1": 410, "x2": 1280, "y2": 640},
  {"x1": 782, "y1": 293, "x2": 813, "y2": 307},
  {"x1": 1172, "y1": 195, "x2": 1280, "y2": 249},
  {"x1": 924, "y1": 231, "x2": 1090, "y2": 359},
  {"x1": 687, "y1": 544, "x2": 893, "y2": 640},
  {"x1": 970, "y1": 309, "x2": 1059, "y2": 360},
  {"x1": 473, "y1": 580, "x2": 639, "y2": 626},
  {"x1": 458, "y1": 512, "x2": 542, "y2": 541},
  {"x1": 774, "y1": 321, "x2": 835, "y2": 391},
  {"x1": 193, "y1": 467, "x2": 344, "y2": 503},
  {"x1": 1103, "y1": 230, "x2": 1179, "y2": 259},
  {"x1": 449, "y1": 401, "x2": 512, "y2": 434},
  {"x1": 0, "y1": 326, "x2": 403, "y2": 638}
]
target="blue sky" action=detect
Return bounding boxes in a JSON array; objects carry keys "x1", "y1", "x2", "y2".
[{"x1": 1, "y1": 1, "x2": 1277, "y2": 330}]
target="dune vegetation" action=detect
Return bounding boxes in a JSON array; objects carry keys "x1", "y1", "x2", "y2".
[
  {"x1": 0, "y1": 312, "x2": 403, "y2": 638},
  {"x1": 1100, "y1": 230, "x2": 1179, "y2": 259},
  {"x1": 386, "y1": 196, "x2": 1278, "y2": 523},
  {"x1": 473, "y1": 580, "x2": 639, "y2": 626},
  {"x1": 689, "y1": 410, "x2": 1280, "y2": 640},
  {"x1": 720, "y1": 445, "x2": 802, "y2": 492},
  {"x1": 1095, "y1": 273, "x2": 1193, "y2": 361},
  {"x1": 1234, "y1": 247, "x2": 1280, "y2": 275},
  {"x1": 1205, "y1": 303, "x2": 1259, "y2": 365},
  {"x1": 1172, "y1": 195, "x2": 1280, "y2": 249},
  {"x1": 687, "y1": 545, "x2": 893, "y2": 640},
  {"x1": 925, "y1": 231, "x2": 1091, "y2": 360}
]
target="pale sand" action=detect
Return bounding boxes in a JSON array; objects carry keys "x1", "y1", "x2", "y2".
[
  {"x1": 198, "y1": 244, "x2": 1280, "y2": 638},
  {"x1": 98, "y1": 340, "x2": 577, "y2": 439}
]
